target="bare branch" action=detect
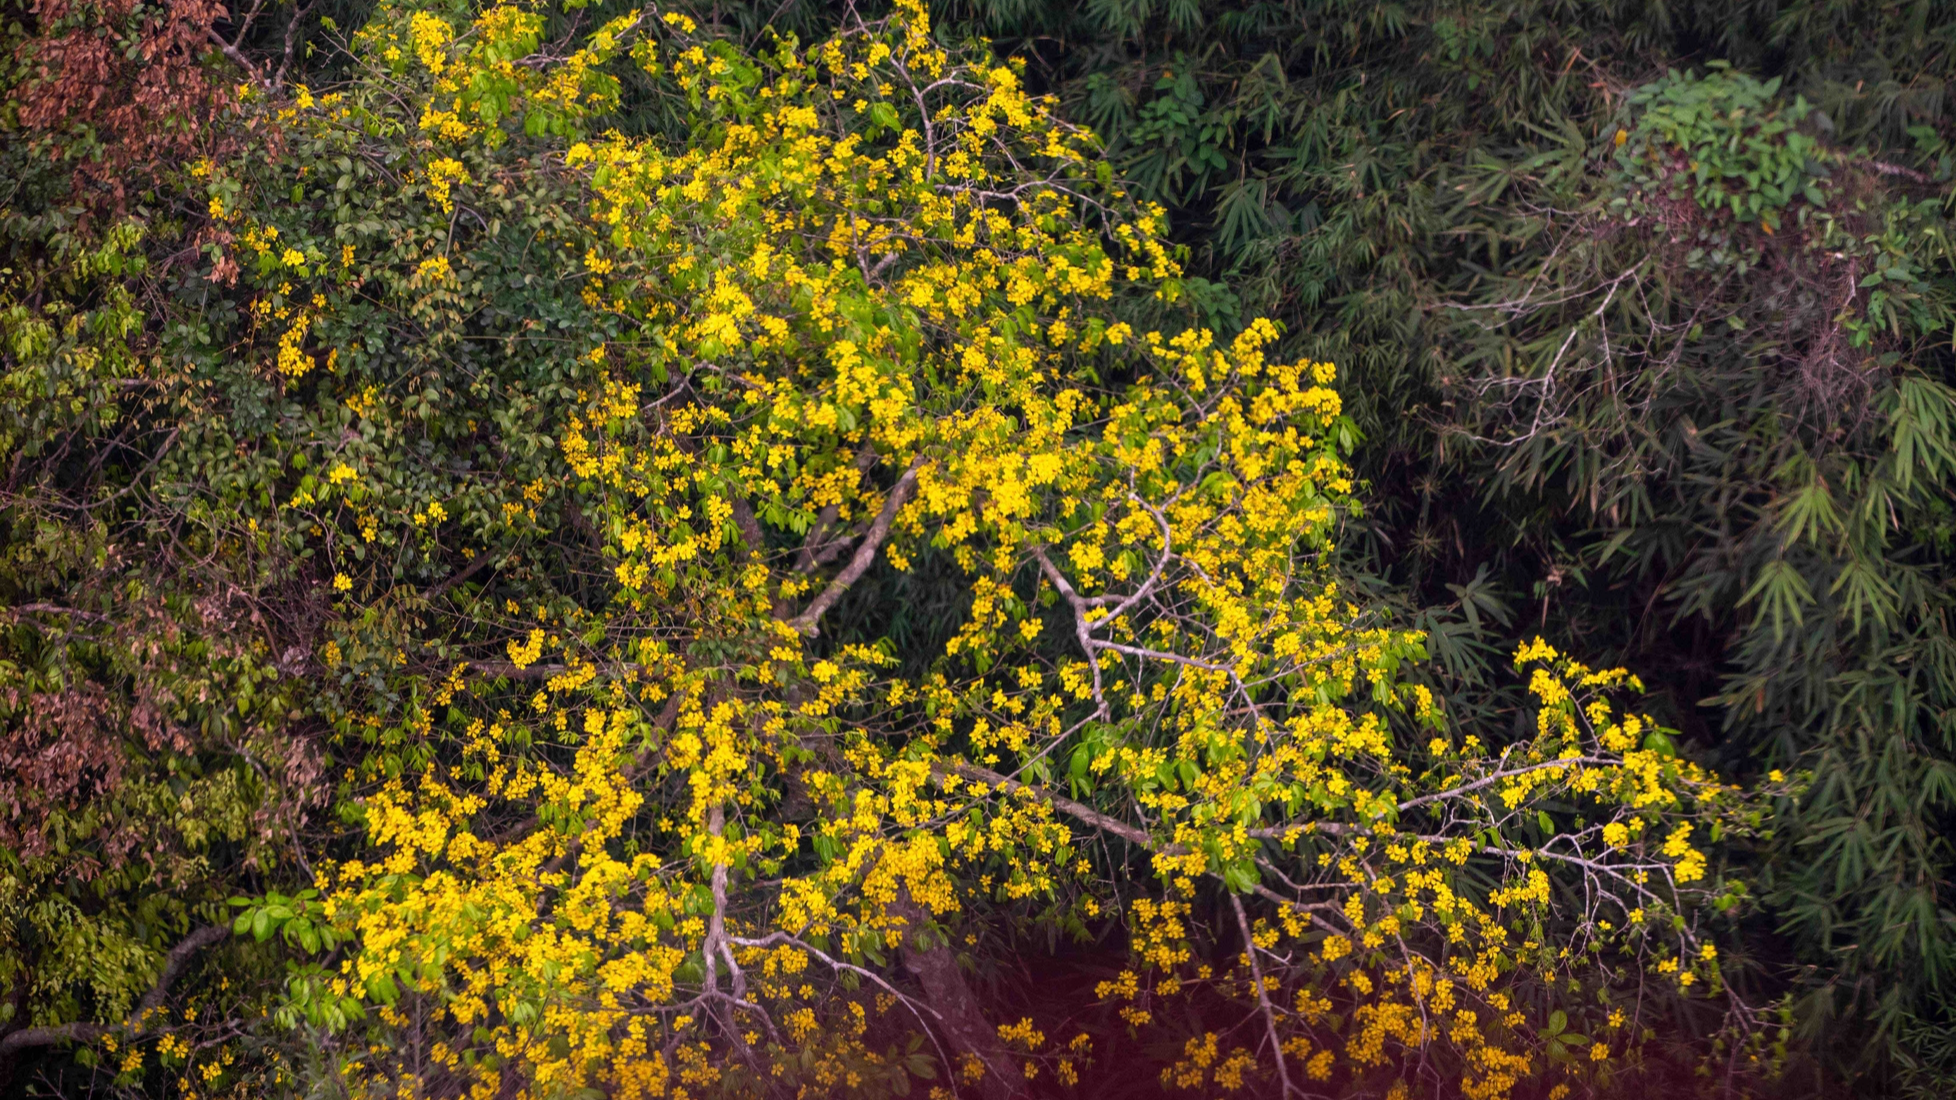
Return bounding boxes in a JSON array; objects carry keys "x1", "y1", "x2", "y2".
[
  {"x1": 273, "y1": 1, "x2": 318, "y2": 90},
  {"x1": 207, "y1": 0, "x2": 270, "y2": 87},
  {"x1": 1032, "y1": 547, "x2": 1108, "y2": 717},
  {"x1": 1231, "y1": 893, "x2": 1301, "y2": 1098}
]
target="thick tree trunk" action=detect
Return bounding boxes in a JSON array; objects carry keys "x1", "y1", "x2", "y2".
[{"x1": 891, "y1": 890, "x2": 1025, "y2": 1100}]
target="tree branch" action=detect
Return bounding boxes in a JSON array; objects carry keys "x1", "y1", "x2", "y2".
[
  {"x1": 787, "y1": 458, "x2": 923, "y2": 637},
  {"x1": 1031, "y1": 547, "x2": 1107, "y2": 717},
  {"x1": 273, "y1": 1, "x2": 318, "y2": 90},
  {"x1": 0, "y1": 925, "x2": 228, "y2": 1055},
  {"x1": 1392, "y1": 756, "x2": 1616, "y2": 814},
  {"x1": 941, "y1": 761, "x2": 1151, "y2": 848},
  {"x1": 730, "y1": 496, "x2": 767, "y2": 559},
  {"x1": 939, "y1": 763, "x2": 1301, "y2": 911},
  {"x1": 796, "y1": 448, "x2": 881, "y2": 574},
  {"x1": 423, "y1": 548, "x2": 497, "y2": 601},
  {"x1": 467, "y1": 660, "x2": 575, "y2": 680},
  {"x1": 1231, "y1": 893, "x2": 1301, "y2": 1098},
  {"x1": 206, "y1": 0, "x2": 268, "y2": 87}
]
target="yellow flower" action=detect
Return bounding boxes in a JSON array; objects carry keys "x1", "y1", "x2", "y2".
[{"x1": 333, "y1": 572, "x2": 352, "y2": 591}]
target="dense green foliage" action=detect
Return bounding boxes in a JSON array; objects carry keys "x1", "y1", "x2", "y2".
[{"x1": 4, "y1": 0, "x2": 1956, "y2": 1097}]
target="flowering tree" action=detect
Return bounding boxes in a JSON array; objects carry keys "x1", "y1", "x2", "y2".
[{"x1": 2, "y1": 3, "x2": 1782, "y2": 1097}]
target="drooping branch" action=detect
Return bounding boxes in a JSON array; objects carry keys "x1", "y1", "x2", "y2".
[{"x1": 729, "y1": 925, "x2": 960, "y2": 1090}]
